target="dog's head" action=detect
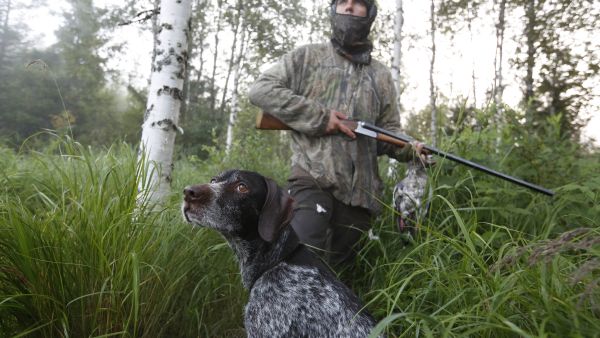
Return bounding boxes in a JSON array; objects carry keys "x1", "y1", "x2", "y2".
[{"x1": 182, "y1": 170, "x2": 294, "y2": 242}]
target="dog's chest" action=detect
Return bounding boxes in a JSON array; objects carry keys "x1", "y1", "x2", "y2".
[
  {"x1": 251, "y1": 263, "x2": 341, "y2": 310},
  {"x1": 244, "y1": 263, "x2": 375, "y2": 337}
]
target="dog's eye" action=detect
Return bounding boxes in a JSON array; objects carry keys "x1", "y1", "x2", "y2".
[
  {"x1": 236, "y1": 183, "x2": 249, "y2": 193},
  {"x1": 210, "y1": 178, "x2": 217, "y2": 184}
]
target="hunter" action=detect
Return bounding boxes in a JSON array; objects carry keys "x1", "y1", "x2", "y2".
[{"x1": 248, "y1": 0, "x2": 426, "y2": 266}]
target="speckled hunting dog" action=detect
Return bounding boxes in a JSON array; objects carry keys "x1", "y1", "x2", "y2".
[{"x1": 182, "y1": 169, "x2": 379, "y2": 337}]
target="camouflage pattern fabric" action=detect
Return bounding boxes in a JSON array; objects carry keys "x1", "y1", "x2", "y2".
[
  {"x1": 249, "y1": 42, "x2": 415, "y2": 215},
  {"x1": 329, "y1": 0, "x2": 377, "y2": 65}
]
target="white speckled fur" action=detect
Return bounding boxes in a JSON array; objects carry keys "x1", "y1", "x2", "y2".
[{"x1": 183, "y1": 170, "x2": 381, "y2": 338}]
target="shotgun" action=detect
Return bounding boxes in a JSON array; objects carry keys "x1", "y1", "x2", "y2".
[{"x1": 256, "y1": 111, "x2": 555, "y2": 197}]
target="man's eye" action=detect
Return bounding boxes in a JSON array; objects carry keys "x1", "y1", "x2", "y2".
[{"x1": 236, "y1": 183, "x2": 249, "y2": 193}]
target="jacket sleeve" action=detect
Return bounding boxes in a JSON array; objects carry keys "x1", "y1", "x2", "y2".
[
  {"x1": 248, "y1": 47, "x2": 330, "y2": 136},
  {"x1": 375, "y1": 70, "x2": 414, "y2": 162}
]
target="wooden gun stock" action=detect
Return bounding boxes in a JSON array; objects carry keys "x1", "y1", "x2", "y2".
[
  {"x1": 255, "y1": 111, "x2": 361, "y2": 133},
  {"x1": 255, "y1": 111, "x2": 292, "y2": 130}
]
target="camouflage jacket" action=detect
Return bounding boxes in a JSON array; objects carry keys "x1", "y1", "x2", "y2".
[{"x1": 249, "y1": 42, "x2": 413, "y2": 214}]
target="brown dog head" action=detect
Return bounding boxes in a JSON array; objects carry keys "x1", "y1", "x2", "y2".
[{"x1": 182, "y1": 170, "x2": 294, "y2": 243}]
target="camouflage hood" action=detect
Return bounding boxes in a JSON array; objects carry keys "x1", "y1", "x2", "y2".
[{"x1": 329, "y1": 0, "x2": 378, "y2": 65}]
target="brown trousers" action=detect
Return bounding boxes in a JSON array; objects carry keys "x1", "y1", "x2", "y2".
[{"x1": 287, "y1": 175, "x2": 372, "y2": 267}]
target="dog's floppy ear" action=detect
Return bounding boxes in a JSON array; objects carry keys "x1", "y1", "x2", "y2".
[{"x1": 258, "y1": 178, "x2": 294, "y2": 242}]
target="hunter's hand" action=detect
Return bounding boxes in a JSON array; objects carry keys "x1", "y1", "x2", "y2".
[
  {"x1": 412, "y1": 141, "x2": 426, "y2": 157},
  {"x1": 326, "y1": 110, "x2": 356, "y2": 139}
]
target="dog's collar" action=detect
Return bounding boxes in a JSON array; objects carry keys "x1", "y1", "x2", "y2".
[
  {"x1": 285, "y1": 244, "x2": 335, "y2": 278},
  {"x1": 246, "y1": 229, "x2": 302, "y2": 290}
]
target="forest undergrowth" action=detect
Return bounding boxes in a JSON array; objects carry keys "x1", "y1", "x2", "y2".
[{"x1": 0, "y1": 113, "x2": 599, "y2": 337}]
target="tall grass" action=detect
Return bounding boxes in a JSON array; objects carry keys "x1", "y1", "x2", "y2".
[
  {"x1": 356, "y1": 156, "x2": 600, "y2": 337},
  {"x1": 1, "y1": 124, "x2": 599, "y2": 337},
  {"x1": 0, "y1": 135, "x2": 245, "y2": 337},
  {"x1": 358, "y1": 209, "x2": 600, "y2": 337}
]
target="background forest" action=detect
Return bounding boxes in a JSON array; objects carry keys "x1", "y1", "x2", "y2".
[{"x1": 0, "y1": 0, "x2": 599, "y2": 337}]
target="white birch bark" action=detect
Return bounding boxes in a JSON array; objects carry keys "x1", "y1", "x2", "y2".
[
  {"x1": 494, "y1": 0, "x2": 506, "y2": 130},
  {"x1": 139, "y1": 0, "x2": 192, "y2": 206},
  {"x1": 494, "y1": 1, "x2": 506, "y2": 108},
  {"x1": 524, "y1": 0, "x2": 536, "y2": 125},
  {"x1": 493, "y1": 0, "x2": 507, "y2": 143},
  {"x1": 429, "y1": 0, "x2": 437, "y2": 147},
  {"x1": 391, "y1": 0, "x2": 404, "y2": 121},
  {"x1": 467, "y1": 2, "x2": 477, "y2": 108},
  {"x1": 388, "y1": 0, "x2": 404, "y2": 177}
]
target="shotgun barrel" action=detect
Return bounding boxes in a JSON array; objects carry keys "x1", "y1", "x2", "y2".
[
  {"x1": 256, "y1": 112, "x2": 555, "y2": 197},
  {"x1": 361, "y1": 121, "x2": 555, "y2": 197}
]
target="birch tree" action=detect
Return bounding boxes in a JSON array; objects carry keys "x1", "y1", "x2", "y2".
[
  {"x1": 139, "y1": 0, "x2": 192, "y2": 205},
  {"x1": 467, "y1": 2, "x2": 477, "y2": 108},
  {"x1": 219, "y1": 0, "x2": 243, "y2": 116},
  {"x1": 391, "y1": 0, "x2": 404, "y2": 120},
  {"x1": 493, "y1": 0, "x2": 507, "y2": 111},
  {"x1": 493, "y1": 0, "x2": 507, "y2": 145},
  {"x1": 523, "y1": 0, "x2": 536, "y2": 125},
  {"x1": 181, "y1": 0, "x2": 207, "y2": 124},
  {"x1": 209, "y1": 0, "x2": 223, "y2": 114},
  {"x1": 523, "y1": 0, "x2": 599, "y2": 138},
  {"x1": 429, "y1": 0, "x2": 437, "y2": 146},
  {"x1": 388, "y1": 0, "x2": 404, "y2": 177}
]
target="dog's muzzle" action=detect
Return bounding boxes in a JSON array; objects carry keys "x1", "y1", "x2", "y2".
[{"x1": 182, "y1": 184, "x2": 213, "y2": 224}]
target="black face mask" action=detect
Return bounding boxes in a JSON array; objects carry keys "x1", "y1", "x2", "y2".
[{"x1": 329, "y1": 1, "x2": 377, "y2": 65}]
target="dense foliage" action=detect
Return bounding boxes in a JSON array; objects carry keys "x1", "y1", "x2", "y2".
[
  {"x1": 1, "y1": 0, "x2": 598, "y2": 151},
  {"x1": 1, "y1": 109, "x2": 598, "y2": 336}
]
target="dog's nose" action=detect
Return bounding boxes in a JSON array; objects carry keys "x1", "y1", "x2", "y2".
[{"x1": 183, "y1": 184, "x2": 211, "y2": 202}]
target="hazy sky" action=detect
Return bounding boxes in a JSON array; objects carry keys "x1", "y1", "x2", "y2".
[{"x1": 18, "y1": 0, "x2": 600, "y2": 144}]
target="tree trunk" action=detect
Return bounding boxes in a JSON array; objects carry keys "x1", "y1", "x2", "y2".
[
  {"x1": 209, "y1": 0, "x2": 222, "y2": 115},
  {"x1": 194, "y1": 39, "x2": 204, "y2": 98},
  {"x1": 493, "y1": 0, "x2": 506, "y2": 107},
  {"x1": 524, "y1": 0, "x2": 536, "y2": 124},
  {"x1": 219, "y1": 3, "x2": 242, "y2": 116},
  {"x1": 0, "y1": 0, "x2": 12, "y2": 65},
  {"x1": 225, "y1": 16, "x2": 247, "y2": 154},
  {"x1": 388, "y1": 0, "x2": 404, "y2": 177},
  {"x1": 467, "y1": 2, "x2": 477, "y2": 108},
  {"x1": 429, "y1": 0, "x2": 437, "y2": 147},
  {"x1": 493, "y1": 0, "x2": 506, "y2": 144},
  {"x1": 193, "y1": 0, "x2": 206, "y2": 104},
  {"x1": 139, "y1": 0, "x2": 192, "y2": 206},
  {"x1": 180, "y1": 0, "x2": 200, "y2": 125},
  {"x1": 391, "y1": 0, "x2": 404, "y2": 121}
]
